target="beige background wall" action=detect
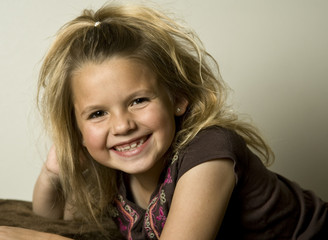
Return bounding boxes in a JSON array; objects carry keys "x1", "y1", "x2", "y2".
[{"x1": 1, "y1": 0, "x2": 327, "y2": 201}]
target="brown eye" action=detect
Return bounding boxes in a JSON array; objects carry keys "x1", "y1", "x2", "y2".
[
  {"x1": 132, "y1": 98, "x2": 148, "y2": 106},
  {"x1": 89, "y1": 110, "x2": 106, "y2": 119}
]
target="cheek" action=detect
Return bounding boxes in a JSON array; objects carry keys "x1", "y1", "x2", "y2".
[
  {"x1": 81, "y1": 125, "x2": 107, "y2": 150},
  {"x1": 139, "y1": 105, "x2": 174, "y2": 129},
  {"x1": 140, "y1": 105, "x2": 176, "y2": 140}
]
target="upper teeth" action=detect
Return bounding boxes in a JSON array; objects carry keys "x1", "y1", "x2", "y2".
[{"x1": 115, "y1": 139, "x2": 145, "y2": 152}]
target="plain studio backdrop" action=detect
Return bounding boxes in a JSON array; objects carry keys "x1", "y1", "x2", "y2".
[{"x1": 0, "y1": 0, "x2": 327, "y2": 201}]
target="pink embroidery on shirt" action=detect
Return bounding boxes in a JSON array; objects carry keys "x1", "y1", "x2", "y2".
[
  {"x1": 148, "y1": 196, "x2": 161, "y2": 239},
  {"x1": 156, "y1": 206, "x2": 167, "y2": 228},
  {"x1": 117, "y1": 217, "x2": 127, "y2": 232},
  {"x1": 163, "y1": 167, "x2": 172, "y2": 185},
  {"x1": 115, "y1": 197, "x2": 139, "y2": 240}
]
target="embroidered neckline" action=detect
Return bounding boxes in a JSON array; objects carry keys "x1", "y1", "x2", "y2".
[
  {"x1": 171, "y1": 151, "x2": 179, "y2": 164},
  {"x1": 115, "y1": 152, "x2": 179, "y2": 239}
]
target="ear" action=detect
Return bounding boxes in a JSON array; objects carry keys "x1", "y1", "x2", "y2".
[{"x1": 174, "y1": 97, "x2": 189, "y2": 116}]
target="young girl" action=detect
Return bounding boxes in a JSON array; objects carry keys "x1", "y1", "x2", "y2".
[{"x1": 1, "y1": 2, "x2": 327, "y2": 240}]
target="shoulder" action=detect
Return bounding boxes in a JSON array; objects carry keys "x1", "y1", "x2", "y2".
[
  {"x1": 177, "y1": 126, "x2": 246, "y2": 180},
  {"x1": 186, "y1": 126, "x2": 243, "y2": 150},
  {"x1": 160, "y1": 127, "x2": 237, "y2": 239}
]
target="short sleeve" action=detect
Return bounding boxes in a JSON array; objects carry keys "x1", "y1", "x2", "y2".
[{"x1": 177, "y1": 126, "x2": 247, "y2": 183}]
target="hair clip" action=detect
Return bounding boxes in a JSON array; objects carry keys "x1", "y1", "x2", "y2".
[{"x1": 94, "y1": 21, "x2": 101, "y2": 27}]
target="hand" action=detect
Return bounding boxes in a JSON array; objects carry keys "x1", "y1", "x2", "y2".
[
  {"x1": 45, "y1": 145, "x2": 60, "y2": 176},
  {"x1": 45, "y1": 145, "x2": 88, "y2": 176},
  {"x1": 0, "y1": 226, "x2": 72, "y2": 240}
]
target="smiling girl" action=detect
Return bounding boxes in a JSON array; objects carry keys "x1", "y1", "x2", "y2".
[{"x1": 1, "y1": 2, "x2": 327, "y2": 240}]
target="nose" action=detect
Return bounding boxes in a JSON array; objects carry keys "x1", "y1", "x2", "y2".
[{"x1": 110, "y1": 111, "x2": 136, "y2": 135}]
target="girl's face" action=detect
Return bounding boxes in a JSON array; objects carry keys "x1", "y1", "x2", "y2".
[{"x1": 72, "y1": 57, "x2": 186, "y2": 178}]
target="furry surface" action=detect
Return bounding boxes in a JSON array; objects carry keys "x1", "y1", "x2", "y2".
[{"x1": 0, "y1": 199, "x2": 124, "y2": 240}]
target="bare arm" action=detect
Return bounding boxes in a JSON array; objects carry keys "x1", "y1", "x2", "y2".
[
  {"x1": 0, "y1": 226, "x2": 72, "y2": 240},
  {"x1": 33, "y1": 146, "x2": 77, "y2": 220},
  {"x1": 33, "y1": 146, "x2": 69, "y2": 219},
  {"x1": 32, "y1": 164, "x2": 65, "y2": 219},
  {"x1": 160, "y1": 159, "x2": 235, "y2": 240}
]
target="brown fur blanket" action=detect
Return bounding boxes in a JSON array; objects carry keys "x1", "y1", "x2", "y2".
[{"x1": 0, "y1": 199, "x2": 124, "y2": 240}]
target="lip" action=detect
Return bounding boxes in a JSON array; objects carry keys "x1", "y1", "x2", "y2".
[{"x1": 110, "y1": 134, "x2": 151, "y2": 157}]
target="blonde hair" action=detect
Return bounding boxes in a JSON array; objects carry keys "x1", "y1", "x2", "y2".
[{"x1": 37, "y1": 3, "x2": 274, "y2": 223}]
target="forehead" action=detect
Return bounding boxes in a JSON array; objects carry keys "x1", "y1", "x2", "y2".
[
  {"x1": 74, "y1": 56, "x2": 156, "y2": 80},
  {"x1": 70, "y1": 57, "x2": 164, "y2": 100}
]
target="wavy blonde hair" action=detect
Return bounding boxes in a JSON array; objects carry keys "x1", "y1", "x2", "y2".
[{"x1": 37, "y1": 3, "x2": 274, "y2": 223}]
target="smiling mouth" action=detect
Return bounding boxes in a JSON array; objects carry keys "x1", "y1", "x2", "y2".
[{"x1": 113, "y1": 136, "x2": 149, "y2": 152}]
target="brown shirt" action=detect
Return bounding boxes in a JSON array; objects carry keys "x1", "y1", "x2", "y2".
[{"x1": 114, "y1": 126, "x2": 328, "y2": 239}]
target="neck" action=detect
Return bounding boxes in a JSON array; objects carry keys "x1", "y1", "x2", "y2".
[{"x1": 129, "y1": 158, "x2": 167, "y2": 209}]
